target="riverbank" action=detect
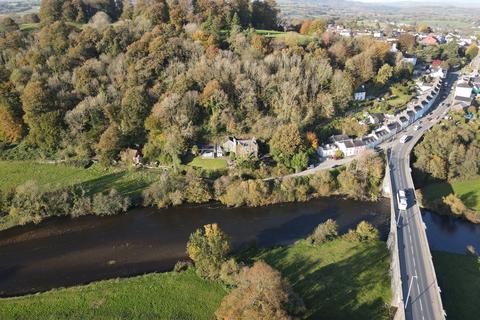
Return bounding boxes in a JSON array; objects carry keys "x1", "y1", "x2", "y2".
[
  {"x1": 0, "y1": 238, "x2": 392, "y2": 320},
  {"x1": 433, "y1": 251, "x2": 480, "y2": 320},
  {"x1": 417, "y1": 177, "x2": 480, "y2": 224},
  {"x1": 0, "y1": 198, "x2": 390, "y2": 296},
  {"x1": 0, "y1": 153, "x2": 386, "y2": 232}
]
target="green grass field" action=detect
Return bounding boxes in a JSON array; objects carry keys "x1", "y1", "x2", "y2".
[
  {"x1": 433, "y1": 251, "x2": 480, "y2": 320},
  {"x1": 247, "y1": 239, "x2": 392, "y2": 320},
  {"x1": 421, "y1": 176, "x2": 480, "y2": 211},
  {"x1": 255, "y1": 29, "x2": 287, "y2": 38},
  {"x1": 0, "y1": 269, "x2": 227, "y2": 320},
  {"x1": 187, "y1": 156, "x2": 228, "y2": 170},
  {"x1": 0, "y1": 238, "x2": 392, "y2": 319},
  {"x1": 0, "y1": 160, "x2": 162, "y2": 197}
]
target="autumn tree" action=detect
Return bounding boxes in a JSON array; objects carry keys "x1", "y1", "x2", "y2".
[
  {"x1": 0, "y1": 83, "x2": 24, "y2": 143},
  {"x1": 270, "y1": 124, "x2": 306, "y2": 169},
  {"x1": 466, "y1": 43, "x2": 479, "y2": 61},
  {"x1": 215, "y1": 260, "x2": 304, "y2": 320},
  {"x1": 375, "y1": 63, "x2": 394, "y2": 85},
  {"x1": 187, "y1": 223, "x2": 231, "y2": 279},
  {"x1": 308, "y1": 219, "x2": 338, "y2": 245}
]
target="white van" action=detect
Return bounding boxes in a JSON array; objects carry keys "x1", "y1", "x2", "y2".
[
  {"x1": 397, "y1": 190, "x2": 408, "y2": 210},
  {"x1": 399, "y1": 135, "x2": 410, "y2": 143}
]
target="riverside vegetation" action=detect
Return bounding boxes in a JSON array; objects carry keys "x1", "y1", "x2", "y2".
[
  {"x1": 413, "y1": 108, "x2": 480, "y2": 223},
  {"x1": 0, "y1": 152, "x2": 384, "y2": 230},
  {"x1": 0, "y1": 220, "x2": 392, "y2": 320}
]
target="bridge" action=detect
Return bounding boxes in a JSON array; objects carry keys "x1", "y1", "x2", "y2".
[{"x1": 385, "y1": 71, "x2": 459, "y2": 320}]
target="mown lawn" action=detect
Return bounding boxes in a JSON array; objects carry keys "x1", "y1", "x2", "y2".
[
  {"x1": 0, "y1": 269, "x2": 228, "y2": 320},
  {"x1": 433, "y1": 251, "x2": 480, "y2": 320},
  {"x1": 421, "y1": 176, "x2": 480, "y2": 211},
  {"x1": 187, "y1": 156, "x2": 228, "y2": 170},
  {"x1": 246, "y1": 239, "x2": 392, "y2": 320}
]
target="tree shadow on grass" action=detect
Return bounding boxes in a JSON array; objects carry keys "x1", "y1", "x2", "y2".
[
  {"x1": 258, "y1": 242, "x2": 391, "y2": 320},
  {"x1": 459, "y1": 191, "x2": 478, "y2": 211}
]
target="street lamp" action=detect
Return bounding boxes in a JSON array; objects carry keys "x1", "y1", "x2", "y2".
[{"x1": 405, "y1": 275, "x2": 418, "y2": 309}]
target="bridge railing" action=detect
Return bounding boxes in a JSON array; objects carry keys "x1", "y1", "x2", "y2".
[{"x1": 385, "y1": 151, "x2": 406, "y2": 320}]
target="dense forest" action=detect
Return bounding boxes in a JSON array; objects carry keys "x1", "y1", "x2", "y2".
[{"x1": 0, "y1": 0, "x2": 416, "y2": 169}]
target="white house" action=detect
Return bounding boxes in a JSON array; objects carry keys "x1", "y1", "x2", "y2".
[
  {"x1": 367, "y1": 112, "x2": 386, "y2": 125},
  {"x1": 454, "y1": 81, "x2": 473, "y2": 101},
  {"x1": 398, "y1": 115, "x2": 409, "y2": 129},
  {"x1": 354, "y1": 85, "x2": 367, "y2": 101},
  {"x1": 337, "y1": 140, "x2": 356, "y2": 157},
  {"x1": 317, "y1": 144, "x2": 339, "y2": 158},
  {"x1": 362, "y1": 135, "x2": 379, "y2": 148}
]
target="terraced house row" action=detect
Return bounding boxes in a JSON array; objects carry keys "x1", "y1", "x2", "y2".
[{"x1": 318, "y1": 76, "x2": 444, "y2": 158}]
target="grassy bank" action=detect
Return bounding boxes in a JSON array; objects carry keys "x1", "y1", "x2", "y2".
[
  {"x1": 245, "y1": 239, "x2": 392, "y2": 320},
  {"x1": 433, "y1": 251, "x2": 480, "y2": 320},
  {"x1": 421, "y1": 176, "x2": 480, "y2": 211},
  {"x1": 0, "y1": 160, "x2": 163, "y2": 197},
  {"x1": 0, "y1": 269, "x2": 227, "y2": 320},
  {"x1": 0, "y1": 238, "x2": 392, "y2": 319}
]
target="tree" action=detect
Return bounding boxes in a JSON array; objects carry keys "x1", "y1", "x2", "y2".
[
  {"x1": 0, "y1": 83, "x2": 24, "y2": 143},
  {"x1": 308, "y1": 219, "x2": 338, "y2": 245},
  {"x1": 355, "y1": 221, "x2": 379, "y2": 241},
  {"x1": 251, "y1": 0, "x2": 279, "y2": 30},
  {"x1": 398, "y1": 34, "x2": 416, "y2": 53},
  {"x1": 39, "y1": 0, "x2": 63, "y2": 24},
  {"x1": 309, "y1": 170, "x2": 336, "y2": 196},
  {"x1": 215, "y1": 260, "x2": 304, "y2": 320},
  {"x1": 375, "y1": 64, "x2": 394, "y2": 85},
  {"x1": 416, "y1": 23, "x2": 431, "y2": 34},
  {"x1": 465, "y1": 43, "x2": 479, "y2": 61},
  {"x1": 187, "y1": 223, "x2": 231, "y2": 279},
  {"x1": 270, "y1": 124, "x2": 305, "y2": 169}
]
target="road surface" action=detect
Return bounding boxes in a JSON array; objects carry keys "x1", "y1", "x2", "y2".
[{"x1": 389, "y1": 71, "x2": 458, "y2": 320}]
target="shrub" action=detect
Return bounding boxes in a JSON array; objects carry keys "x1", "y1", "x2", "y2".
[
  {"x1": 308, "y1": 219, "x2": 338, "y2": 245},
  {"x1": 355, "y1": 221, "x2": 379, "y2": 241},
  {"x1": 173, "y1": 260, "x2": 193, "y2": 273},
  {"x1": 92, "y1": 189, "x2": 130, "y2": 216},
  {"x1": 219, "y1": 258, "x2": 242, "y2": 286},
  {"x1": 186, "y1": 223, "x2": 231, "y2": 279}
]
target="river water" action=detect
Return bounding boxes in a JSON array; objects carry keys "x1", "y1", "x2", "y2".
[
  {"x1": 423, "y1": 210, "x2": 480, "y2": 255},
  {"x1": 0, "y1": 198, "x2": 389, "y2": 297}
]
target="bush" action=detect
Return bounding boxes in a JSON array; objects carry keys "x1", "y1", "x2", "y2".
[
  {"x1": 92, "y1": 189, "x2": 130, "y2": 216},
  {"x1": 186, "y1": 223, "x2": 231, "y2": 279},
  {"x1": 219, "y1": 258, "x2": 242, "y2": 286},
  {"x1": 173, "y1": 260, "x2": 193, "y2": 273},
  {"x1": 355, "y1": 221, "x2": 379, "y2": 241},
  {"x1": 308, "y1": 219, "x2": 338, "y2": 245}
]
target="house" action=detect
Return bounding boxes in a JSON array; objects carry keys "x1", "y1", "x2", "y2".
[
  {"x1": 367, "y1": 112, "x2": 386, "y2": 125},
  {"x1": 199, "y1": 144, "x2": 223, "y2": 159},
  {"x1": 421, "y1": 35, "x2": 438, "y2": 46},
  {"x1": 372, "y1": 128, "x2": 389, "y2": 142},
  {"x1": 454, "y1": 81, "x2": 473, "y2": 100},
  {"x1": 413, "y1": 105, "x2": 424, "y2": 120},
  {"x1": 431, "y1": 59, "x2": 443, "y2": 68},
  {"x1": 354, "y1": 85, "x2": 367, "y2": 101},
  {"x1": 406, "y1": 110, "x2": 416, "y2": 124},
  {"x1": 337, "y1": 139, "x2": 356, "y2": 157},
  {"x1": 362, "y1": 135, "x2": 379, "y2": 148},
  {"x1": 353, "y1": 139, "x2": 366, "y2": 154},
  {"x1": 223, "y1": 137, "x2": 258, "y2": 158},
  {"x1": 329, "y1": 134, "x2": 350, "y2": 143},
  {"x1": 430, "y1": 66, "x2": 447, "y2": 78},
  {"x1": 398, "y1": 115, "x2": 409, "y2": 129},
  {"x1": 317, "y1": 144, "x2": 338, "y2": 158}
]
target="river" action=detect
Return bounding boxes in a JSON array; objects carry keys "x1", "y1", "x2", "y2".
[
  {"x1": 423, "y1": 210, "x2": 480, "y2": 255},
  {"x1": 0, "y1": 198, "x2": 389, "y2": 297}
]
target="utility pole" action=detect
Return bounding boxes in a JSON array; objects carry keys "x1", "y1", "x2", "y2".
[{"x1": 405, "y1": 275, "x2": 418, "y2": 309}]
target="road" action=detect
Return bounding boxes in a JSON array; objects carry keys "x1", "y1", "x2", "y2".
[{"x1": 389, "y1": 71, "x2": 458, "y2": 320}]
